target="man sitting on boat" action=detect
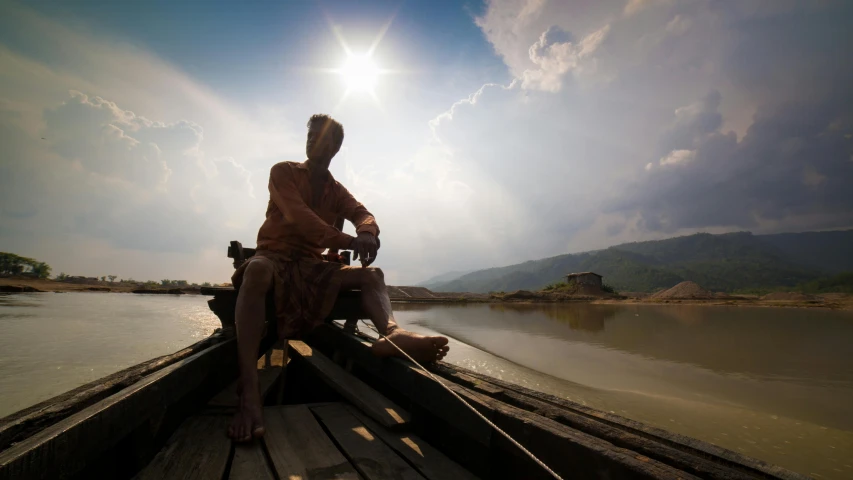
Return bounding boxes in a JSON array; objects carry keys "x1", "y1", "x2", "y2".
[{"x1": 227, "y1": 114, "x2": 450, "y2": 442}]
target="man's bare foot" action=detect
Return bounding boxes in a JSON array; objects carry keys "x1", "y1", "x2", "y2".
[
  {"x1": 227, "y1": 382, "x2": 265, "y2": 442},
  {"x1": 372, "y1": 329, "x2": 449, "y2": 363}
]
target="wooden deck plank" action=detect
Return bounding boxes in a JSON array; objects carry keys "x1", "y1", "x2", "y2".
[
  {"x1": 288, "y1": 340, "x2": 410, "y2": 430},
  {"x1": 263, "y1": 405, "x2": 358, "y2": 479},
  {"x1": 134, "y1": 415, "x2": 231, "y2": 480},
  {"x1": 207, "y1": 366, "x2": 282, "y2": 408},
  {"x1": 312, "y1": 403, "x2": 424, "y2": 480},
  {"x1": 308, "y1": 327, "x2": 493, "y2": 445},
  {"x1": 342, "y1": 405, "x2": 479, "y2": 480},
  {"x1": 229, "y1": 442, "x2": 275, "y2": 480}
]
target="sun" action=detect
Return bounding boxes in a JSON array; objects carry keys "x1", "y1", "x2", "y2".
[{"x1": 338, "y1": 54, "x2": 380, "y2": 93}]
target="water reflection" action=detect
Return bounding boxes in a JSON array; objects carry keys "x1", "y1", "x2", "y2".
[
  {"x1": 393, "y1": 303, "x2": 853, "y2": 479},
  {"x1": 489, "y1": 303, "x2": 618, "y2": 332}
]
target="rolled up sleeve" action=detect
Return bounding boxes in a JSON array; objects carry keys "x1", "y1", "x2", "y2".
[{"x1": 336, "y1": 184, "x2": 379, "y2": 237}]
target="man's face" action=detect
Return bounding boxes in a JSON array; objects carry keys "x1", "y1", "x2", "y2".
[{"x1": 306, "y1": 122, "x2": 334, "y2": 160}]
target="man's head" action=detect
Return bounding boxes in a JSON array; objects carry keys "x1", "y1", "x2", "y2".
[{"x1": 306, "y1": 114, "x2": 344, "y2": 163}]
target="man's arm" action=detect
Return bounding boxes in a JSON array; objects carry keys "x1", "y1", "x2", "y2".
[
  {"x1": 336, "y1": 184, "x2": 380, "y2": 237},
  {"x1": 268, "y1": 164, "x2": 354, "y2": 250},
  {"x1": 325, "y1": 217, "x2": 345, "y2": 262},
  {"x1": 336, "y1": 184, "x2": 380, "y2": 266}
]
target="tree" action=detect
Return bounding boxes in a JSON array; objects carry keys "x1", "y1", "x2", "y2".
[
  {"x1": 56, "y1": 272, "x2": 68, "y2": 281},
  {"x1": 0, "y1": 253, "x2": 51, "y2": 279},
  {"x1": 108, "y1": 275, "x2": 117, "y2": 283},
  {"x1": 201, "y1": 282, "x2": 212, "y2": 287},
  {"x1": 161, "y1": 279, "x2": 171, "y2": 286},
  {"x1": 32, "y1": 262, "x2": 51, "y2": 279},
  {"x1": 100, "y1": 276, "x2": 106, "y2": 282}
]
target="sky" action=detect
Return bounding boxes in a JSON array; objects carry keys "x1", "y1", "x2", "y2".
[{"x1": 1, "y1": 0, "x2": 851, "y2": 286}]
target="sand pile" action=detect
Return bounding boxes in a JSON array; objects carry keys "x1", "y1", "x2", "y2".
[
  {"x1": 502, "y1": 290, "x2": 541, "y2": 300},
  {"x1": 652, "y1": 281, "x2": 713, "y2": 299},
  {"x1": 761, "y1": 292, "x2": 817, "y2": 301}
]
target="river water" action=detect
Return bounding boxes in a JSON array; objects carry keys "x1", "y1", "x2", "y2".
[{"x1": 1, "y1": 293, "x2": 851, "y2": 478}]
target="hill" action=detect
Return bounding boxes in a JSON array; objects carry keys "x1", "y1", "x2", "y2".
[
  {"x1": 757, "y1": 230, "x2": 853, "y2": 273},
  {"x1": 428, "y1": 230, "x2": 850, "y2": 294},
  {"x1": 416, "y1": 270, "x2": 472, "y2": 289}
]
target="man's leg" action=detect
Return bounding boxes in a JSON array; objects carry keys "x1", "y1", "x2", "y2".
[
  {"x1": 340, "y1": 267, "x2": 449, "y2": 363},
  {"x1": 227, "y1": 258, "x2": 273, "y2": 442}
]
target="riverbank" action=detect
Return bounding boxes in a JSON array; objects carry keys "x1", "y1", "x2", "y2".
[
  {"x1": 0, "y1": 277, "x2": 203, "y2": 294},
  {"x1": 4, "y1": 277, "x2": 851, "y2": 310},
  {"x1": 422, "y1": 287, "x2": 853, "y2": 310},
  {"x1": 593, "y1": 294, "x2": 853, "y2": 311}
]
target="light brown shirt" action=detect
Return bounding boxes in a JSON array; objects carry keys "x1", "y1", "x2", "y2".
[{"x1": 256, "y1": 161, "x2": 379, "y2": 258}]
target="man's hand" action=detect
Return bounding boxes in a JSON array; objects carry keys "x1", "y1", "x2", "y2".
[{"x1": 350, "y1": 232, "x2": 379, "y2": 267}]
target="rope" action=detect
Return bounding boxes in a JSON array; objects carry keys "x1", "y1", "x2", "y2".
[{"x1": 356, "y1": 320, "x2": 563, "y2": 480}]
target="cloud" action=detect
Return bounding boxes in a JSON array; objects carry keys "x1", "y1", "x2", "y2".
[
  {"x1": 408, "y1": 0, "x2": 853, "y2": 282},
  {"x1": 612, "y1": 91, "x2": 853, "y2": 232},
  {"x1": 665, "y1": 14, "x2": 692, "y2": 36},
  {"x1": 475, "y1": 0, "x2": 549, "y2": 76},
  {"x1": 522, "y1": 24, "x2": 611, "y2": 92},
  {"x1": 3, "y1": 0, "x2": 853, "y2": 287},
  {"x1": 623, "y1": 0, "x2": 673, "y2": 17},
  {"x1": 44, "y1": 91, "x2": 175, "y2": 188},
  {"x1": 0, "y1": 5, "x2": 284, "y2": 281},
  {"x1": 658, "y1": 149, "x2": 695, "y2": 167}
]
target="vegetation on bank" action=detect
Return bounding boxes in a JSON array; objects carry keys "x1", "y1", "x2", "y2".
[
  {"x1": 0, "y1": 253, "x2": 51, "y2": 279},
  {"x1": 53, "y1": 275, "x2": 218, "y2": 288},
  {"x1": 797, "y1": 272, "x2": 853, "y2": 294},
  {"x1": 3, "y1": 252, "x2": 222, "y2": 288}
]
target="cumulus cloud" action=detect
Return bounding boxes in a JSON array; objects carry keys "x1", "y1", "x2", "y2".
[
  {"x1": 44, "y1": 91, "x2": 176, "y2": 188},
  {"x1": 522, "y1": 24, "x2": 611, "y2": 92},
  {"x1": 612, "y1": 90, "x2": 853, "y2": 232},
  {"x1": 0, "y1": 5, "x2": 279, "y2": 281},
  {"x1": 412, "y1": 0, "x2": 853, "y2": 280},
  {"x1": 658, "y1": 149, "x2": 695, "y2": 167}
]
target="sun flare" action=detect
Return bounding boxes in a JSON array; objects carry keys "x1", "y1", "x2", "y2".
[{"x1": 339, "y1": 54, "x2": 380, "y2": 93}]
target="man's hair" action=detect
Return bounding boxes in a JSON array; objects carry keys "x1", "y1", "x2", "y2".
[{"x1": 307, "y1": 114, "x2": 344, "y2": 153}]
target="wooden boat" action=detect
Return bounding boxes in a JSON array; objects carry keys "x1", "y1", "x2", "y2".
[{"x1": 0, "y1": 245, "x2": 812, "y2": 480}]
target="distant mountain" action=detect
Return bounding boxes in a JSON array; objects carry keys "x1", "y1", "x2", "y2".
[
  {"x1": 429, "y1": 230, "x2": 851, "y2": 294},
  {"x1": 416, "y1": 270, "x2": 472, "y2": 289}
]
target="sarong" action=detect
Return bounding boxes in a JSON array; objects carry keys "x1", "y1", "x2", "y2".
[{"x1": 231, "y1": 250, "x2": 351, "y2": 339}]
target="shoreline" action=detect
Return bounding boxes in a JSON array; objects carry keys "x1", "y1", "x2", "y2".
[
  {"x1": 592, "y1": 296, "x2": 853, "y2": 311},
  {"x1": 3, "y1": 277, "x2": 850, "y2": 310},
  {"x1": 0, "y1": 277, "x2": 203, "y2": 295}
]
